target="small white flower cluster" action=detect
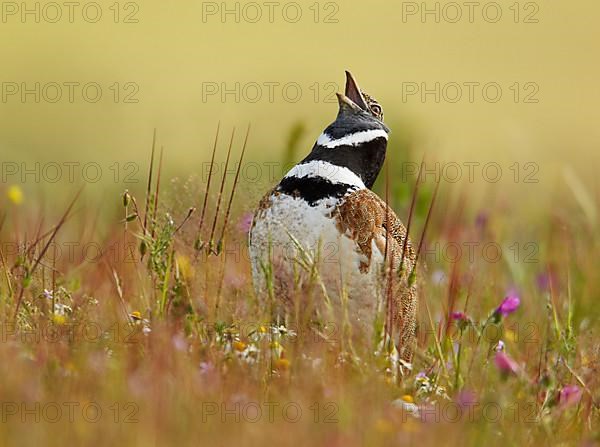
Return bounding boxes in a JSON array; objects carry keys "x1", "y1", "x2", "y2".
[
  {"x1": 129, "y1": 312, "x2": 151, "y2": 335},
  {"x1": 271, "y1": 325, "x2": 297, "y2": 338},
  {"x1": 216, "y1": 324, "x2": 298, "y2": 366},
  {"x1": 415, "y1": 373, "x2": 449, "y2": 400},
  {"x1": 54, "y1": 302, "x2": 72, "y2": 316},
  {"x1": 43, "y1": 288, "x2": 73, "y2": 317},
  {"x1": 236, "y1": 344, "x2": 260, "y2": 365}
]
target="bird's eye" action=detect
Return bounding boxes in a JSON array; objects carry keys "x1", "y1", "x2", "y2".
[{"x1": 371, "y1": 104, "x2": 382, "y2": 116}]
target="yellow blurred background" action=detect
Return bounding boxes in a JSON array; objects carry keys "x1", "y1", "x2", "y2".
[{"x1": 0, "y1": 0, "x2": 599, "y2": 197}]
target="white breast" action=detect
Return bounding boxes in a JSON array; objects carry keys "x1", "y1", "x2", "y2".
[{"x1": 249, "y1": 193, "x2": 386, "y2": 331}]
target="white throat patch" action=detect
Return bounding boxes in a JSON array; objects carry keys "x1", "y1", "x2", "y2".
[
  {"x1": 284, "y1": 160, "x2": 366, "y2": 189},
  {"x1": 316, "y1": 129, "x2": 388, "y2": 149}
]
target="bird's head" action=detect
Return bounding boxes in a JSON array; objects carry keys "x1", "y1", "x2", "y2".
[
  {"x1": 298, "y1": 71, "x2": 389, "y2": 189},
  {"x1": 329, "y1": 71, "x2": 388, "y2": 139},
  {"x1": 341, "y1": 70, "x2": 384, "y2": 121}
]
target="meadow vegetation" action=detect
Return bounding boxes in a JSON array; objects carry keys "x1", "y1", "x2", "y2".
[{"x1": 0, "y1": 125, "x2": 598, "y2": 446}]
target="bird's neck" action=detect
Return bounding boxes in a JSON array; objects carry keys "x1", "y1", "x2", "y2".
[
  {"x1": 302, "y1": 128, "x2": 388, "y2": 189},
  {"x1": 276, "y1": 127, "x2": 388, "y2": 205},
  {"x1": 277, "y1": 160, "x2": 365, "y2": 205}
]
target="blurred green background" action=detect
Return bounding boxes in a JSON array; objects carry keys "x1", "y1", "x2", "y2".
[{"x1": 0, "y1": 0, "x2": 599, "y2": 198}]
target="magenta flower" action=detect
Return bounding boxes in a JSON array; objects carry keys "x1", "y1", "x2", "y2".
[
  {"x1": 237, "y1": 212, "x2": 253, "y2": 233},
  {"x1": 559, "y1": 385, "x2": 582, "y2": 407},
  {"x1": 496, "y1": 293, "x2": 520, "y2": 317},
  {"x1": 494, "y1": 352, "x2": 519, "y2": 375},
  {"x1": 451, "y1": 311, "x2": 469, "y2": 330},
  {"x1": 451, "y1": 311, "x2": 467, "y2": 321}
]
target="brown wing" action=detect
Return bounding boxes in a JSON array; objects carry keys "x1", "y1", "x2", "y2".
[{"x1": 333, "y1": 189, "x2": 418, "y2": 365}]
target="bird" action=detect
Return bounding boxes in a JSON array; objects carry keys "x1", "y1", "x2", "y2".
[{"x1": 249, "y1": 71, "x2": 417, "y2": 366}]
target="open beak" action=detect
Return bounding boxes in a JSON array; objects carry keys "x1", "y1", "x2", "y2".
[
  {"x1": 344, "y1": 70, "x2": 369, "y2": 111},
  {"x1": 336, "y1": 92, "x2": 362, "y2": 114}
]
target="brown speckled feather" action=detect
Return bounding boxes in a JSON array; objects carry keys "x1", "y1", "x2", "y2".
[{"x1": 333, "y1": 189, "x2": 418, "y2": 365}]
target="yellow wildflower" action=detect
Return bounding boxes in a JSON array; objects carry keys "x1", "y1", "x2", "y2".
[
  {"x1": 52, "y1": 314, "x2": 66, "y2": 325},
  {"x1": 7, "y1": 185, "x2": 23, "y2": 205},
  {"x1": 233, "y1": 340, "x2": 247, "y2": 352}
]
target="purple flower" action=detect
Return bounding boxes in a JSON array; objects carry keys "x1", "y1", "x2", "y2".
[
  {"x1": 451, "y1": 311, "x2": 467, "y2": 321},
  {"x1": 237, "y1": 212, "x2": 253, "y2": 233},
  {"x1": 494, "y1": 352, "x2": 519, "y2": 375},
  {"x1": 559, "y1": 385, "x2": 582, "y2": 407},
  {"x1": 199, "y1": 361, "x2": 215, "y2": 375},
  {"x1": 496, "y1": 293, "x2": 520, "y2": 317}
]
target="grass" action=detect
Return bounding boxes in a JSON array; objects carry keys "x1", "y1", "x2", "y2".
[{"x1": 0, "y1": 126, "x2": 598, "y2": 446}]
